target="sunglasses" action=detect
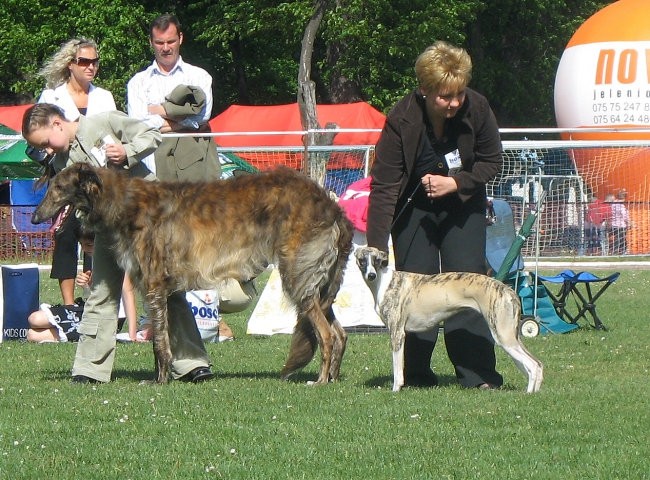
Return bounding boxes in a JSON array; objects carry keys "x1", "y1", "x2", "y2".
[
  {"x1": 72, "y1": 57, "x2": 99, "y2": 67},
  {"x1": 25, "y1": 146, "x2": 55, "y2": 166}
]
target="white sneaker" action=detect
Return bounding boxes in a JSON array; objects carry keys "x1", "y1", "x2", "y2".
[{"x1": 116, "y1": 332, "x2": 132, "y2": 342}]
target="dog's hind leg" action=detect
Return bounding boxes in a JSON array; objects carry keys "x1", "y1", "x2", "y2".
[
  {"x1": 325, "y1": 306, "x2": 347, "y2": 382},
  {"x1": 281, "y1": 314, "x2": 318, "y2": 380},
  {"x1": 282, "y1": 293, "x2": 346, "y2": 384},
  {"x1": 486, "y1": 292, "x2": 543, "y2": 393},
  {"x1": 301, "y1": 301, "x2": 334, "y2": 385},
  {"x1": 280, "y1": 218, "x2": 351, "y2": 384},
  {"x1": 146, "y1": 288, "x2": 173, "y2": 384},
  {"x1": 501, "y1": 342, "x2": 544, "y2": 393}
]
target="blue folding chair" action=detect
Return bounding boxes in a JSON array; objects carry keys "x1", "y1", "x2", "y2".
[{"x1": 533, "y1": 270, "x2": 620, "y2": 331}]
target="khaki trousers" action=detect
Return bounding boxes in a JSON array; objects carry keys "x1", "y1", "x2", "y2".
[{"x1": 71, "y1": 230, "x2": 210, "y2": 382}]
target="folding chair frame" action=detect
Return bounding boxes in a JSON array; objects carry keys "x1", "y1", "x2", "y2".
[{"x1": 533, "y1": 270, "x2": 620, "y2": 331}]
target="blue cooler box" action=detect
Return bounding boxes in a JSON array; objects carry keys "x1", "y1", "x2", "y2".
[{"x1": 0, "y1": 263, "x2": 39, "y2": 341}]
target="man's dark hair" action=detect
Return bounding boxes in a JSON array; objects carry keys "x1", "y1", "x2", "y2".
[{"x1": 149, "y1": 13, "x2": 182, "y2": 37}]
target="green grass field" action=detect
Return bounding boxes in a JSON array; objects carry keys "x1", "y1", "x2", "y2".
[{"x1": 1, "y1": 268, "x2": 648, "y2": 479}]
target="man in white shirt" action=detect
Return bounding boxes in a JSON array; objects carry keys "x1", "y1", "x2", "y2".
[
  {"x1": 127, "y1": 13, "x2": 221, "y2": 181},
  {"x1": 127, "y1": 14, "x2": 247, "y2": 358}
]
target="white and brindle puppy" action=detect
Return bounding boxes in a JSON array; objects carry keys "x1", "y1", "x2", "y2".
[{"x1": 355, "y1": 246, "x2": 543, "y2": 393}]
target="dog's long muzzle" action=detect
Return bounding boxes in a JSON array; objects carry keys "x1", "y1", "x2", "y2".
[{"x1": 364, "y1": 253, "x2": 377, "y2": 282}]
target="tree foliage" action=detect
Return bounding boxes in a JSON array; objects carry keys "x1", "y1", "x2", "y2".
[
  {"x1": 0, "y1": 0, "x2": 156, "y2": 109},
  {"x1": 467, "y1": 0, "x2": 611, "y2": 126},
  {"x1": 0, "y1": 0, "x2": 612, "y2": 126}
]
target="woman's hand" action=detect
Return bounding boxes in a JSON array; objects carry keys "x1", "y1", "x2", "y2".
[
  {"x1": 421, "y1": 174, "x2": 458, "y2": 198},
  {"x1": 104, "y1": 143, "x2": 128, "y2": 166}
]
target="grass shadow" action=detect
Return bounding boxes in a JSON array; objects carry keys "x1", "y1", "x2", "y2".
[{"x1": 364, "y1": 373, "x2": 461, "y2": 389}]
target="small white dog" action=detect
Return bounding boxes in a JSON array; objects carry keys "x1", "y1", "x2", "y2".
[{"x1": 355, "y1": 246, "x2": 543, "y2": 393}]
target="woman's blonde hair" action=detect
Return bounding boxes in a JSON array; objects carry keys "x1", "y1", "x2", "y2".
[
  {"x1": 38, "y1": 37, "x2": 98, "y2": 89},
  {"x1": 414, "y1": 41, "x2": 472, "y2": 95}
]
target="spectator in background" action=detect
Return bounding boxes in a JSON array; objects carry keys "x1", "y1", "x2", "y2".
[
  {"x1": 127, "y1": 13, "x2": 220, "y2": 181},
  {"x1": 610, "y1": 189, "x2": 631, "y2": 255},
  {"x1": 563, "y1": 187, "x2": 580, "y2": 254},
  {"x1": 27, "y1": 229, "x2": 144, "y2": 343},
  {"x1": 36, "y1": 37, "x2": 116, "y2": 306},
  {"x1": 127, "y1": 13, "x2": 251, "y2": 329},
  {"x1": 585, "y1": 194, "x2": 609, "y2": 255},
  {"x1": 38, "y1": 38, "x2": 116, "y2": 122}
]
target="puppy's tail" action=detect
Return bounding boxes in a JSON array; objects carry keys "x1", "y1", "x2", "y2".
[{"x1": 280, "y1": 315, "x2": 318, "y2": 380}]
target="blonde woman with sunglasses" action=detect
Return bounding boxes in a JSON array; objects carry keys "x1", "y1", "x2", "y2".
[
  {"x1": 38, "y1": 37, "x2": 116, "y2": 122},
  {"x1": 36, "y1": 38, "x2": 117, "y2": 307}
]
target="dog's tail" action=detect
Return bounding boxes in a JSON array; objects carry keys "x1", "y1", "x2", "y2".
[
  {"x1": 279, "y1": 205, "x2": 353, "y2": 381},
  {"x1": 280, "y1": 213, "x2": 352, "y2": 380},
  {"x1": 280, "y1": 314, "x2": 318, "y2": 379},
  {"x1": 319, "y1": 215, "x2": 354, "y2": 310}
]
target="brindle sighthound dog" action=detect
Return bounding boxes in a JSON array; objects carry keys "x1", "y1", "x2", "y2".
[
  {"x1": 32, "y1": 163, "x2": 353, "y2": 385},
  {"x1": 355, "y1": 246, "x2": 544, "y2": 393}
]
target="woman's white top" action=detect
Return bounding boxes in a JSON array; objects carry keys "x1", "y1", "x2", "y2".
[{"x1": 38, "y1": 83, "x2": 117, "y2": 120}]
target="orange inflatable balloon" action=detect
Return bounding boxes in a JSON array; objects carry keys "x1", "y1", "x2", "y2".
[{"x1": 555, "y1": 0, "x2": 650, "y2": 207}]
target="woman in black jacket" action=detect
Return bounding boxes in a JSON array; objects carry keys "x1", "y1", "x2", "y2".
[{"x1": 366, "y1": 41, "x2": 504, "y2": 389}]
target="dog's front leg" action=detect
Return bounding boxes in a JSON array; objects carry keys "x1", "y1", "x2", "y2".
[
  {"x1": 146, "y1": 288, "x2": 172, "y2": 384},
  {"x1": 388, "y1": 315, "x2": 406, "y2": 392},
  {"x1": 391, "y1": 343, "x2": 406, "y2": 392}
]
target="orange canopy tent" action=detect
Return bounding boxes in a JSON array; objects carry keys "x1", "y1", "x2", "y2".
[
  {"x1": 208, "y1": 102, "x2": 385, "y2": 172},
  {"x1": 208, "y1": 102, "x2": 385, "y2": 147},
  {"x1": 0, "y1": 104, "x2": 33, "y2": 133}
]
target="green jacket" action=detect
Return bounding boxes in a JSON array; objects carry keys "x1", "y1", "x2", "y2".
[
  {"x1": 155, "y1": 84, "x2": 221, "y2": 182},
  {"x1": 60, "y1": 110, "x2": 160, "y2": 181}
]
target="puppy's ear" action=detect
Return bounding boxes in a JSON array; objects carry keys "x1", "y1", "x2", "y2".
[
  {"x1": 378, "y1": 250, "x2": 389, "y2": 268},
  {"x1": 354, "y1": 248, "x2": 368, "y2": 268}
]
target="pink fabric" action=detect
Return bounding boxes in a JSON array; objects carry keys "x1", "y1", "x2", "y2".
[{"x1": 338, "y1": 176, "x2": 371, "y2": 232}]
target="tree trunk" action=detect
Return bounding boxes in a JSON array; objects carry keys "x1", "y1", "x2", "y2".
[
  {"x1": 297, "y1": 0, "x2": 336, "y2": 186},
  {"x1": 326, "y1": 40, "x2": 364, "y2": 103},
  {"x1": 231, "y1": 38, "x2": 251, "y2": 105}
]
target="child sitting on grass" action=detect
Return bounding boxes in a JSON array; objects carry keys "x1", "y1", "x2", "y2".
[{"x1": 26, "y1": 228, "x2": 146, "y2": 343}]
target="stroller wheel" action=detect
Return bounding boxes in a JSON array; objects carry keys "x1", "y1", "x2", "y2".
[{"x1": 520, "y1": 316, "x2": 540, "y2": 338}]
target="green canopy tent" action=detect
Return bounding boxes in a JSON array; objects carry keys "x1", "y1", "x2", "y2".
[
  {"x1": 218, "y1": 151, "x2": 258, "y2": 178},
  {"x1": 0, "y1": 124, "x2": 42, "y2": 180},
  {"x1": 0, "y1": 124, "x2": 50, "y2": 258}
]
